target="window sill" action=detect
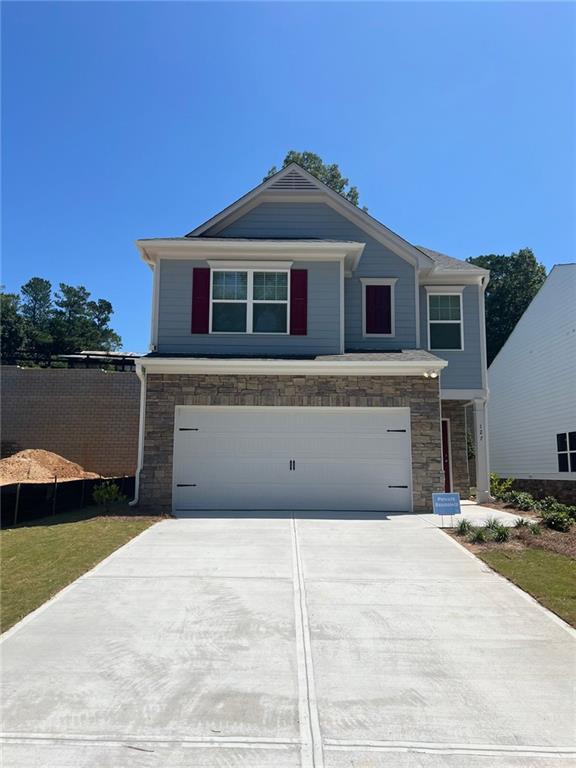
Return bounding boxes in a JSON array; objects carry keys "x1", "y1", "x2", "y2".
[{"x1": 208, "y1": 332, "x2": 290, "y2": 336}]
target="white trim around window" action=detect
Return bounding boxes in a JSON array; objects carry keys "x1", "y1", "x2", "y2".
[
  {"x1": 360, "y1": 278, "x2": 397, "y2": 337},
  {"x1": 209, "y1": 267, "x2": 291, "y2": 335},
  {"x1": 426, "y1": 289, "x2": 464, "y2": 352}
]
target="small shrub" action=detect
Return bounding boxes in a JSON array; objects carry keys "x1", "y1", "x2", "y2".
[
  {"x1": 456, "y1": 519, "x2": 473, "y2": 536},
  {"x1": 514, "y1": 517, "x2": 529, "y2": 528},
  {"x1": 470, "y1": 527, "x2": 488, "y2": 544},
  {"x1": 501, "y1": 490, "x2": 538, "y2": 511},
  {"x1": 500, "y1": 490, "x2": 522, "y2": 506},
  {"x1": 490, "y1": 473, "x2": 514, "y2": 500},
  {"x1": 485, "y1": 517, "x2": 501, "y2": 531},
  {"x1": 493, "y1": 524, "x2": 510, "y2": 543},
  {"x1": 538, "y1": 496, "x2": 558, "y2": 512},
  {"x1": 529, "y1": 522, "x2": 541, "y2": 536},
  {"x1": 93, "y1": 481, "x2": 127, "y2": 514},
  {"x1": 540, "y1": 507, "x2": 573, "y2": 532}
]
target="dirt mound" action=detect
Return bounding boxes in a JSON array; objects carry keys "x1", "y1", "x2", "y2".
[{"x1": 0, "y1": 449, "x2": 100, "y2": 485}]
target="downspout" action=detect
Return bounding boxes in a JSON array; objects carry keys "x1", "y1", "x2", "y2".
[{"x1": 129, "y1": 362, "x2": 147, "y2": 506}]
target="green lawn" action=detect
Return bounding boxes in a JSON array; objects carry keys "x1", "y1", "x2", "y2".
[
  {"x1": 479, "y1": 548, "x2": 576, "y2": 627},
  {"x1": 1, "y1": 509, "x2": 159, "y2": 632}
]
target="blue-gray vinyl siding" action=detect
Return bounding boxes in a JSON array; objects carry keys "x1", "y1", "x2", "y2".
[
  {"x1": 216, "y1": 203, "x2": 418, "y2": 350},
  {"x1": 419, "y1": 285, "x2": 484, "y2": 389},
  {"x1": 156, "y1": 258, "x2": 341, "y2": 355}
]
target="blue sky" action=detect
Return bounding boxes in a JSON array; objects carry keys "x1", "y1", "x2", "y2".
[{"x1": 2, "y1": 1, "x2": 574, "y2": 352}]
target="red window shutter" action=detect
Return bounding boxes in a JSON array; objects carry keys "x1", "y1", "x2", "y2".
[
  {"x1": 290, "y1": 270, "x2": 308, "y2": 335},
  {"x1": 365, "y1": 285, "x2": 391, "y2": 334},
  {"x1": 191, "y1": 267, "x2": 210, "y2": 334}
]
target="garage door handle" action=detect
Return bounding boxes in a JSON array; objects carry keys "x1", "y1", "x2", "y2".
[
  {"x1": 179, "y1": 428, "x2": 199, "y2": 431},
  {"x1": 176, "y1": 483, "x2": 197, "y2": 487},
  {"x1": 388, "y1": 485, "x2": 408, "y2": 488},
  {"x1": 387, "y1": 429, "x2": 406, "y2": 433},
  {"x1": 289, "y1": 460, "x2": 296, "y2": 471}
]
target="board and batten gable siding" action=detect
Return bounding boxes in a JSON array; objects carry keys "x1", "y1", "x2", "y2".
[
  {"x1": 419, "y1": 285, "x2": 484, "y2": 390},
  {"x1": 215, "y1": 203, "x2": 418, "y2": 350},
  {"x1": 488, "y1": 265, "x2": 576, "y2": 481},
  {"x1": 156, "y1": 258, "x2": 341, "y2": 355}
]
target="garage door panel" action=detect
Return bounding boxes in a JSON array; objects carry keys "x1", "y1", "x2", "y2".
[
  {"x1": 173, "y1": 407, "x2": 413, "y2": 513},
  {"x1": 177, "y1": 409, "x2": 408, "y2": 436},
  {"x1": 175, "y1": 457, "x2": 410, "y2": 487},
  {"x1": 177, "y1": 433, "x2": 411, "y2": 461},
  {"x1": 175, "y1": 482, "x2": 410, "y2": 512}
]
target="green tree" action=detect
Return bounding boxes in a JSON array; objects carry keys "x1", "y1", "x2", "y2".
[
  {"x1": 265, "y1": 151, "x2": 366, "y2": 209},
  {"x1": 86, "y1": 299, "x2": 122, "y2": 351},
  {"x1": 50, "y1": 284, "x2": 122, "y2": 354},
  {"x1": 50, "y1": 284, "x2": 92, "y2": 354},
  {"x1": 20, "y1": 277, "x2": 54, "y2": 357},
  {"x1": 0, "y1": 291, "x2": 25, "y2": 360},
  {"x1": 20, "y1": 278, "x2": 52, "y2": 328},
  {"x1": 467, "y1": 248, "x2": 547, "y2": 365}
]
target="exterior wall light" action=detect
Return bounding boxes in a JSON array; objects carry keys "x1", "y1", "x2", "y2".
[{"x1": 423, "y1": 370, "x2": 439, "y2": 379}]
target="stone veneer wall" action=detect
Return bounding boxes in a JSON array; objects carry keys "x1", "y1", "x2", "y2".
[
  {"x1": 139, "y1": 374, "x2": 444, "y2": 514},
  {"x1": 440, "y1": 400, "x2": 471, "y2": 497},
  {"x1": 511, "y1": 479, "x2": 575, "y2": 505}
]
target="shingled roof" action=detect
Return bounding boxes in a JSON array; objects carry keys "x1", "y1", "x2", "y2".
[{"x1": 417, "y1": 247, "x2": 488, "y2": 274}]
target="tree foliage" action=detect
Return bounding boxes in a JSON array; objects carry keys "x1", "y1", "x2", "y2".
[
  {"x1": 0, "y1": 292, "x2": 25, "y2": 359},
  {"x1": 467, "y1": 248, "x2": 547, "y2": 365},
  {"x1": 265, "y1": 151, "x2": 366, "y2": 209},
  {"x1": 0, "y1": 278, "x2": 121, "y2": 363}
]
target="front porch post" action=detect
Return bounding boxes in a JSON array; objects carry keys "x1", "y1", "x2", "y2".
[{"x1": 473, "y1": 398, "x2": 491, "y2": 503}]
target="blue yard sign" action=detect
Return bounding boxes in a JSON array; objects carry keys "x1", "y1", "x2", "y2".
[{"x1": 432, "y1": 493, "x2": 461, "y2": 516}]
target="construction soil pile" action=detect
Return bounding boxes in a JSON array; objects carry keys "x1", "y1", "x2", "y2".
[{"x1": 0, "y1": 450, "x2": 100, "y2": 485}]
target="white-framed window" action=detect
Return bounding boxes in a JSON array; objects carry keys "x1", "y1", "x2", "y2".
[
  {"x1": 210, "y1": 268, "x2": 290, "y2": 334},
  {"x1": 361, "y1": 278, "x2": 397, "y2": 337},
  {"x1": 557, "y1": 432, "x2": 576, "y2": 473},
  {"x1": 427, "y1": 291, "x2": 464, "y2": 351}
]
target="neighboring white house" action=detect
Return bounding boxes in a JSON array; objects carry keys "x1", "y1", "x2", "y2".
[{"x1": 488, "y1": 264, "x2": 576, "y2": 500}]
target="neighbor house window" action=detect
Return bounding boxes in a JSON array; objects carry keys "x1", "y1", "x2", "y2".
[
  {"x1": 428, "y1": 293, "x2": 463, "y2": 351},
  {"x1": 557, "y1": 432, "x2": 576, "y2": 473},
  {"x1": 211, "y1": 269, "x2": 289, "y2": 333},
  {"x1": 361, "y1": 278, "x2": 397, "y2": 336}
]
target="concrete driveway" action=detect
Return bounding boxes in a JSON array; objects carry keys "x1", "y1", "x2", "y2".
[{"x1": 2, "y1": 512, "x2": 575, "y2": 767}]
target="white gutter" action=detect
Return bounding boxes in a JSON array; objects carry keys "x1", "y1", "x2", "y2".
[
  {"x1": 137, "y1": 357, "x2": 448, "y2": 377},
  {"x1": 129, "y1": 364, "x2": 147, "y2": 507}
]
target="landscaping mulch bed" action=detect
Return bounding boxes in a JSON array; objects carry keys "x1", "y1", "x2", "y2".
[
  {"x1": 478, "y1": 499, "x2": 540, "y2": 520},
  {"x1": 450, "y1": 526, "x2": 576, "y2": 559}
]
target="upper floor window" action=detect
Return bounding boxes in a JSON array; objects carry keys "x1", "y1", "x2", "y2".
[
  {"x1": 557, "y1": 432, "x2": 576, "y2": 472},
  {"x1": 361, "y1": 278, "x2": 397, "y2": 336},
  {"x1": 428, "y1": 293, "x2": 463, "y2": 351},
  {"x1": 211, "y1": 269, "x2": 289, "y2": 334}
]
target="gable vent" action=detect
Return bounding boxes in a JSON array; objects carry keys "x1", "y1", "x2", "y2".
[{"x1": 269, "y1": 169, "x2": 319, "y2": 190}]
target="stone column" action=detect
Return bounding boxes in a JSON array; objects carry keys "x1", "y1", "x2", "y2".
[{"x1": 473, "y1": 398, "x2": 492, "y2": 503}]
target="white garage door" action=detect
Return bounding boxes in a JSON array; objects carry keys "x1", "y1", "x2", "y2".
[{"x1": 173, "y1": 406, "x2": 412, "y2": 513}]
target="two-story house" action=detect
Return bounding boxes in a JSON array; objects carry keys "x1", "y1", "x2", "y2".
[{"x1": 133, "y1": 163, "x2": 490, "y2": 514}]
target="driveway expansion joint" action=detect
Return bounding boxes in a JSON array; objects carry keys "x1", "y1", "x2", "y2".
[{"x1": 291, "y1": 515, "x2": 323, "y2": 768}]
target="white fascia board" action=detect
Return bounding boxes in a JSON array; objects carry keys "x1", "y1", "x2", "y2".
[
  {"x1": 420, "y1": 272, "x2": 486, "y2": 286},
  {"x1": 136, "y1": 238, "x2": 365, "y2": 273},
  {"x1": 440, "y1": 388, "x2": 488, "y2": 400},
  {"x1": 137, "y1": 357, "x2": 448, "y2": 377},
  {"x1": 424, "y1": 284, "x2": 467, "y2": 293},
  {"x1": 207, "y1": 260, "x2": 293, "y2": 270}
]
